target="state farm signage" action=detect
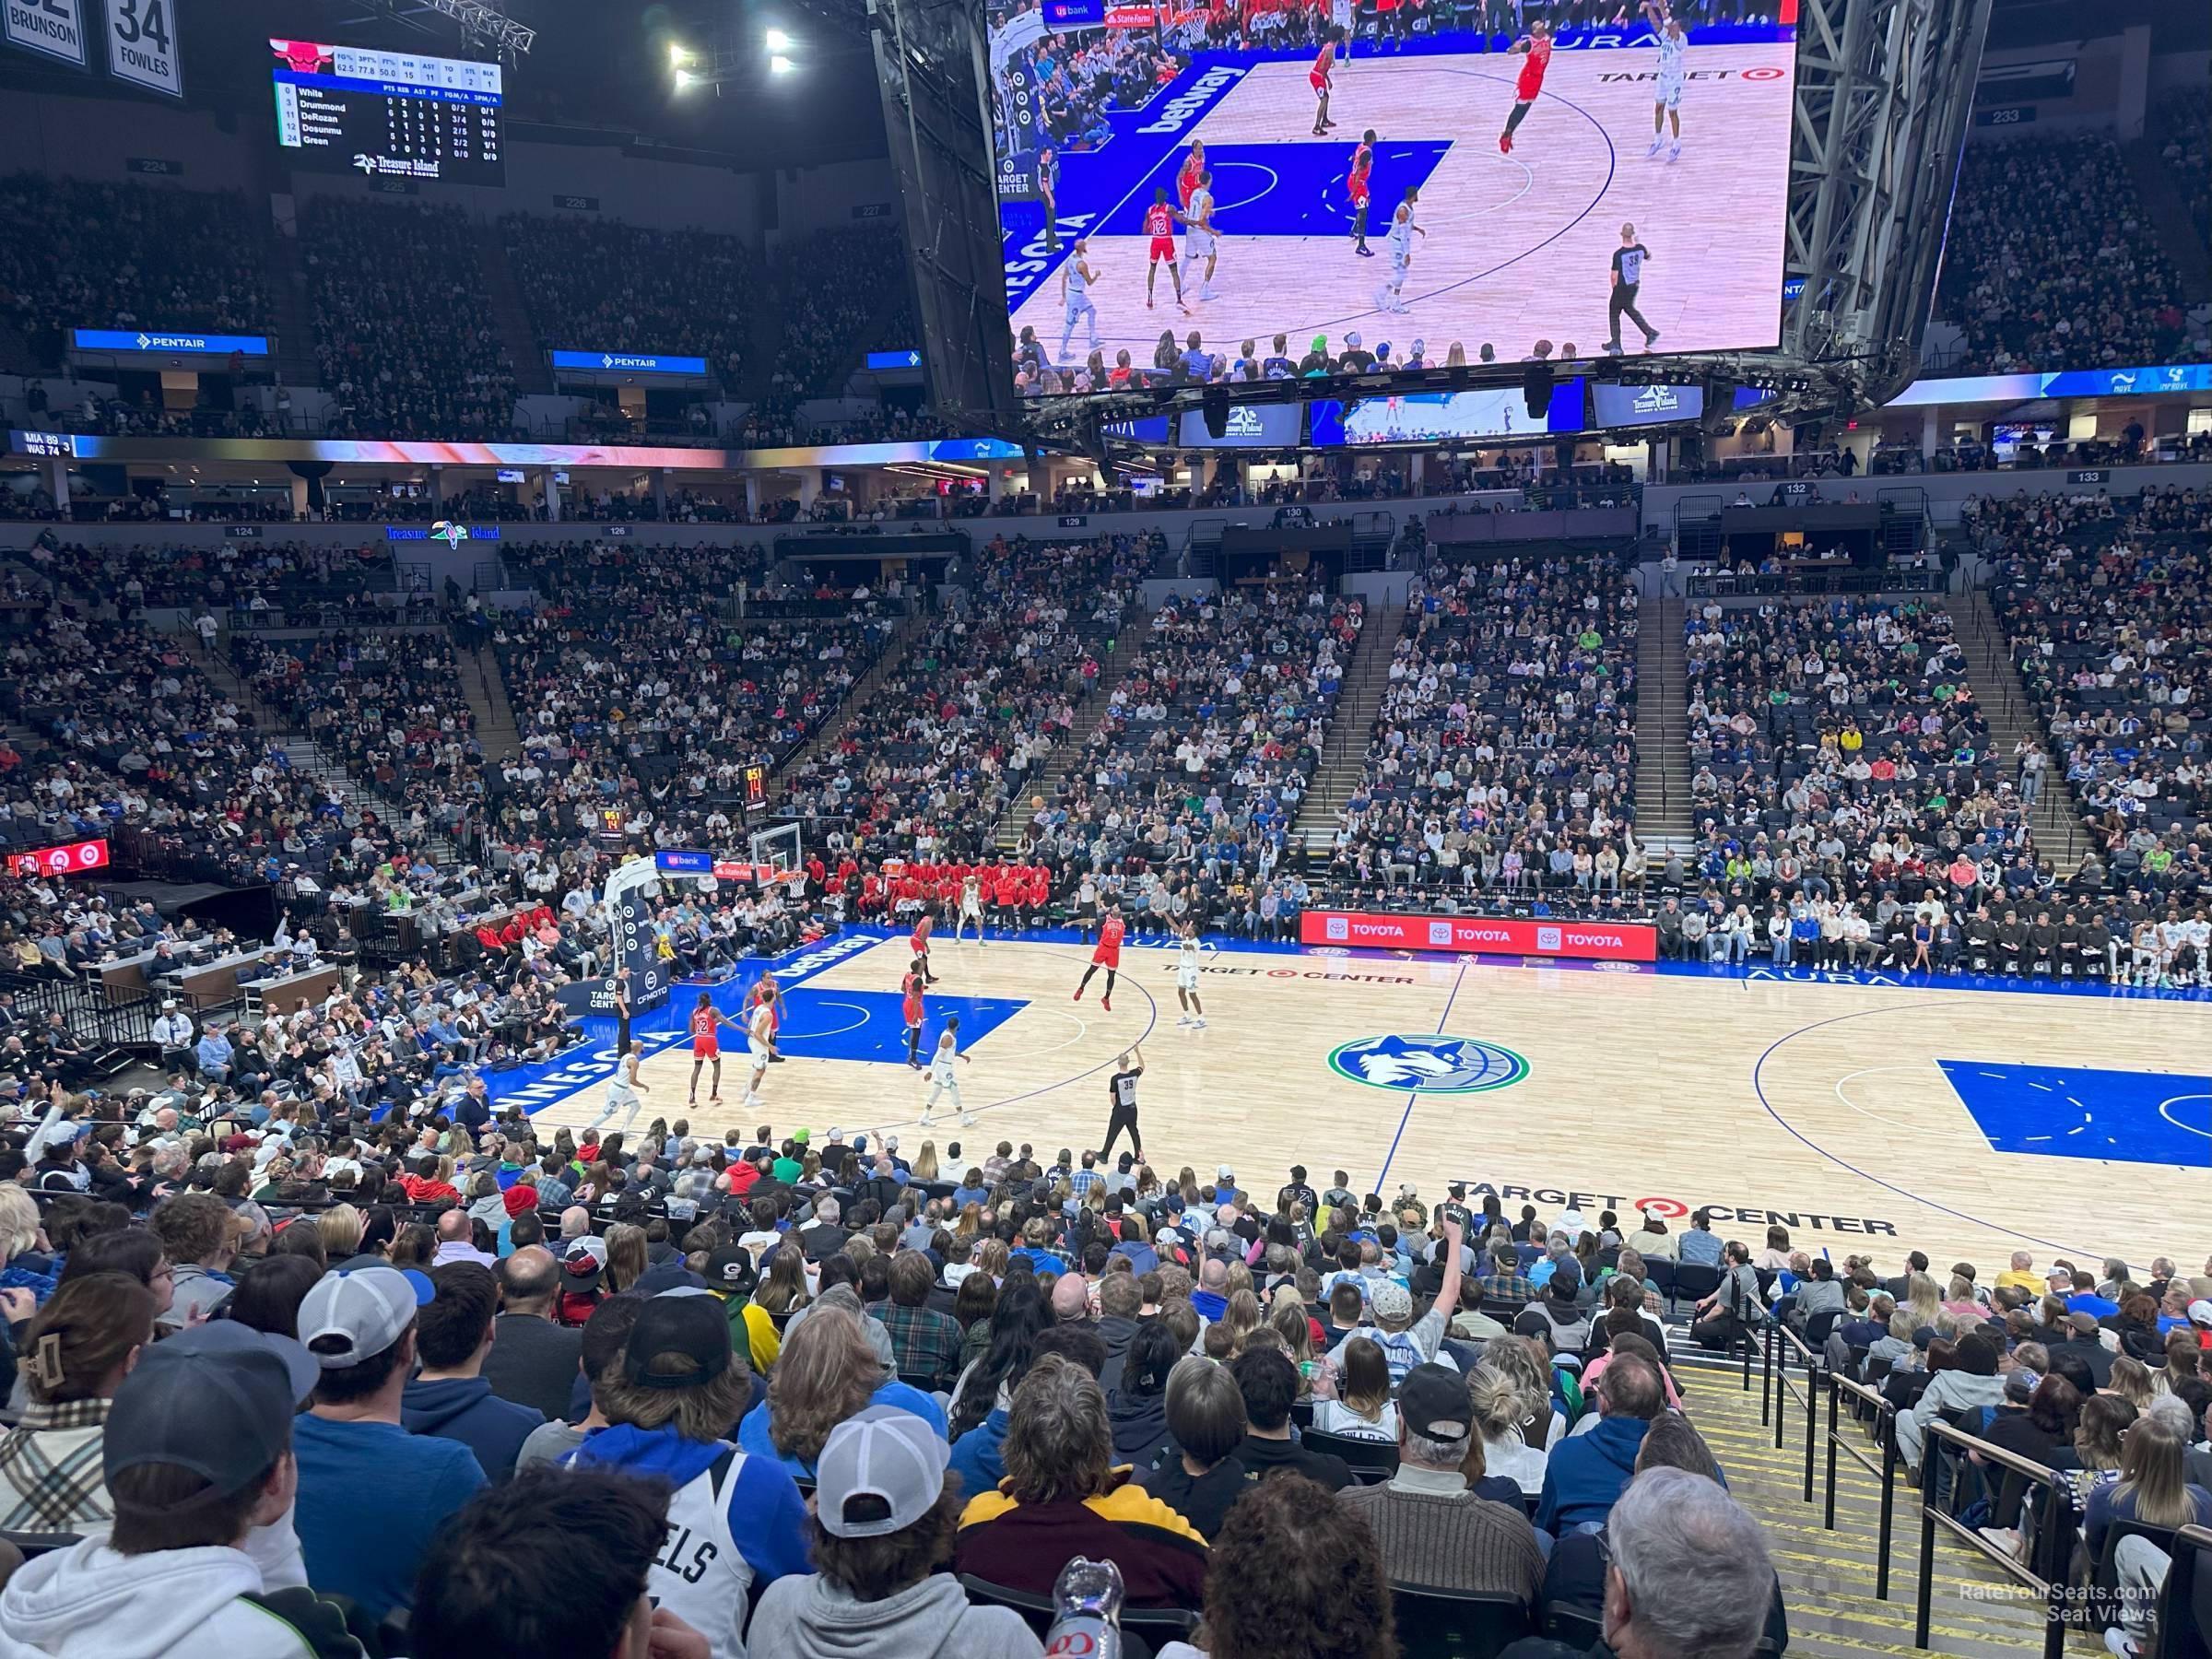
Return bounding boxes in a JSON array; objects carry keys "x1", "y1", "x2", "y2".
[{"x1": 1300, "y1": 910, "x2": 1657, "y2": 963}]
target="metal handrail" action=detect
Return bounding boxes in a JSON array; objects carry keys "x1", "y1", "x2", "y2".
[
  {"x1": 1915, "y1": 1419, "x2": 2074, "y2": 1659},
  {"x1": 1824, "y1": 1371, "x2": 1901, "y2": 1600},
  {"x1": 1769, "y1": 1321, "x2": 1821, "y2": 1503}
]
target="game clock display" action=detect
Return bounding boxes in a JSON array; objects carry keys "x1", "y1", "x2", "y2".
[
  {"x1": 270, "y1": 39, "x2": 504, "y2": 185},
  {"x1": 992, "y1": 7, "x2": 1797, "y2": 395}
]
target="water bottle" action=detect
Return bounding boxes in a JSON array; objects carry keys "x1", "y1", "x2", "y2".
[{"x1": 1044, "y1": 1554, "x2": 1125, "y2": 1658}]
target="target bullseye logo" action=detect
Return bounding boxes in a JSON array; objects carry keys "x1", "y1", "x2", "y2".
[{"x1": 1743, "y1": 65, "x2": 1783, "y2": 80}]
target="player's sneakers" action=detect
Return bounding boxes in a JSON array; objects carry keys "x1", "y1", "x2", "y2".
[
  {"x1": 1646, "y1": 135, "x2": 1665, "y2": 157},
  {"x1": 1499, "y1": 133, "x2": 1513, "y2": 153},
  {"x1": 1072, "y1": 987, "x2": 1084, "y2": 1002},
  {"x1": 1100, "y1": 995, "x2": 1112, "y2": 1012},
  {"x1": 960, "y1": 1112, "x2": 976, "y2": 1126},
  {"x1": 1200, "y1": 286, "x2": 1220, "y2": 300},
  {"x1": 1667, "y1": 141, "x2": 1682, "y2": 162},
  {"x1": 1176, "y1": 1014, "x2": 1192, "y2": 1026},
  {"x1": 1642, "y1": 330, "x2": 1661, "y2": 350},
  {"x1": 1355, "y1": 243, "x2": 1373, "y2": 257},
  {"x1": 919, "y1": 1111, "x2": 934, "y2": 1128},
  {"x1": 1603, "y1": 340, "x2": 1624, "y2": 355},
  {"x1": 1193, "y1": 1017, "x2": 1207, "y2": 1029}
]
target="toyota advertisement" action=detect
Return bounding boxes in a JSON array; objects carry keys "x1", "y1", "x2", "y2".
[{"x1": 1301, "y1": 910, "x2": 1657, "y2": 962}]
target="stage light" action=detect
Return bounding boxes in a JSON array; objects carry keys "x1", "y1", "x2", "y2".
[
  {"x1": 765, "y1": 28, "x2": 792, "y2": 49},
  {"x1": 673, "y1": 66, "x2": 697, "y2": 90},
  {"x1": 770, "y1": 53, "x2": 795, "y2": 74},
  {"x1": 668, "y1": 42, "x2": 691, "y2": 67}
]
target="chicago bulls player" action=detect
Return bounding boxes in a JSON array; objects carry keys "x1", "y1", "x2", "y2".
[
  {"x1": 686, "y1": 992, "x2": 738, "y2": 1106},
  {"x1": 1500, "y1": 18, "x2": 1553, "y2": 153},
  {"x1": 1073, "y1": 905, "x2": 1126, "y2": 1012},
  {"x1": 1177, "y1": 140, "x2": 1206, "y2": 210},
  {"x1": 1311, "y1": 27, "x2": 1344, "y2": 137},
  {"x1": 911, "y1": 910, "x2": 939, "y2": 985},
  {"x1": 1144, "y1": 186, "x2": 1191, "y2": 312},
  {"x1": 1347, "y1": 128, "x2": 1377, "y2": 257}
]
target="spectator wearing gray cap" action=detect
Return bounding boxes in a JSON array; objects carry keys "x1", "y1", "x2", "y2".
[
  {"x1": 748, "y1": 1406, "x2": 1041, "y2": 1658},
  {"x1": 1338, "y1": 1361, "x2": 1545, "y2": 1606},
  {"x1": 292, "y1": 1265, "x2": 486, "y2": 1622},
  {"x1": 0, "y1": 1321, "x2": 358, "y2": 1658}
]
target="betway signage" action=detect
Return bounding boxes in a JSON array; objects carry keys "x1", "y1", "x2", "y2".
[{"x1": 1300, "y1": 910, "x2": 1658, "y2": 963}]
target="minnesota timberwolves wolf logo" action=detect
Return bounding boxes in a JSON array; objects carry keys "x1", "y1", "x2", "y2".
[{"x1": 1326, "y1": 1034, "x2": 1529, "y2": 1095}]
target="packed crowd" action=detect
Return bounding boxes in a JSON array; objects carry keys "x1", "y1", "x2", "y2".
[
  {"x1": 1987, "y1": 488, "x2": 2212, "y2": 940},
  {"x1": 1657, "y1": 594, "x2": 2077, "y2": 973},
  {"x1": 496, "y1": 539, "x2": 779, "y2": 610},
  {"x1": 1020, "y1": 577, "x2": 1363, "y2": 918},
  {"x1": 34, "y1": 539, "x2": 400, "y2": 619},
  {"x1": 1017, "y1": 329, "x2": 1535, "y2": 395},
  {"x1": 0, "y1": 175, "x2": 269, "y2": 371},
  {"x1": 765, "y1": 229, "x2": 914, "y2": 400},
  {"x1": 499, "y1": 215, "x2": 759, "y2": 388},
  {"x1": 301, "y1": 199, "x2": 520, "y2": 441},
  {"x1": 782, "y1": 533, "x2": 1141, "y2": 864},
  {"x1": 2161, "y1": 86, "x2": 2210, "y2": 253},
  {"x1": 1936, "y1": 135, "x2": 2194, "y2": 374},
  {"x1": 1326, "y1": 550, "x2": 1640, "y2": 895}
]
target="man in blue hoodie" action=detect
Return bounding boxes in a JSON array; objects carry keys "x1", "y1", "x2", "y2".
[
  {"x1": 1535, "y1": 1352, "x2": 1665, "y2": 1537},
  {"x1": 402, "y1": 1262, "x2": 545, "y2": 1481},
  {"x1": 564, "y1": 1290, "x2": 809, "y2": 1653}
]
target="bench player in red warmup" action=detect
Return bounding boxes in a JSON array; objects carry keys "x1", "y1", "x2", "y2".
[
  {"x1": 1074, "y1": 906, "x2": 1126, "y2": 1010},
  {"x1": 1500, "y1": 18, "x2": 1553, "y2": 153},
  {"x1": 687, "y1": 992, "x2": 739, "y2": 1106}
]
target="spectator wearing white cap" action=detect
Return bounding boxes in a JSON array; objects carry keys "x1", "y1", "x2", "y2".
[
  {"x1": 747, "y1": 1406, "x2": 1041, "y2": 1659},
  {"x1": 291, "y1": 1265, "x2": 486, "y2": 1621},
  {"x1": 0, "y1": 1322, "x2": 349, "y2": 1659}
]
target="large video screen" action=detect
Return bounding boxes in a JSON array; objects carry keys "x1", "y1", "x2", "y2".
[
  {"x1": 992, "y1": 8, "x2": 1796, "y2": 397},
  {"x1": 1311, "y1": 381, "x2": 1582, "y2": 445},
  {"x1": 270, "y1": 40, "x2": 505, "y2": 184}
]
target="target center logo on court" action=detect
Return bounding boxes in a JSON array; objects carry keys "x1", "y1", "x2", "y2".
[{"x1": 1327, "y1": 1034, "x2": 1529, "y2": 1094}]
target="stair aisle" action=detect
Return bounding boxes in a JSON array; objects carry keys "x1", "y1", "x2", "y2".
[
  {"x1": 1289, "y1": 599, "x2": 1405, "y2": 853},
  {"x1": 1681, "y1": 1355, "x2": 2101, "y2": 1657},
  {"x1": 991, "y1": 604, "x2": 1149, "y2": 853},
  {"x1": 768, "y1": 610, "x2": 930, "y2": 794},
  {"x1": 1939, "y1": 593, "x2": 2086, "y2": 876},
  {"x1": 471, "y1": 221, "x2": 554, "y2": 396},
  {"x1": 465, "y1": 642, "x2": 522, "y2": 762},
  {"x1": 1633, "y1": 594, "x2": 1693, "y2": 847}
]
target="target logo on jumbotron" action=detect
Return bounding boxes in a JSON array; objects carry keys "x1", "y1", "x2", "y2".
[
  {"x1": 1742, "y1": 66, "x2": 1784, "y2": 81},
  {"x1": 6, "y1": 838, "x2": 108, "y2": 879}
]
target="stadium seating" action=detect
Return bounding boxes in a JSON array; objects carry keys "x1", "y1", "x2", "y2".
[
  {"x1": 1326, "y1": 549, "x2": 1639, "y2": 896},
  {"x1": 1936, "y1": 135, "x2": 2189, "y2": 374},
  {"x1": 301, "y1": 197, "x2": 520, "y2": 440},
  {"x1": 767, "y1": 227, "x2": 912, "y2": 397},
  {"x1": 0, "y1": 174, "x2": 270, "y2": 372},
  {"x1": 782, "y1": 533, "x2": 1141, "y2": 864}
]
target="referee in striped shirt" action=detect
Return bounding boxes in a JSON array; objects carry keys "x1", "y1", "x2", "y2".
[{"x1": 1604, "y1": 222, "x2": 1659, "y2": 354}]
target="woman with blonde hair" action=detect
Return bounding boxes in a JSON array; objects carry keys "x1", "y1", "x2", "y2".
[
  {"x1": 955, "y1": 1200, "x2": 984, "y2": 1241},
  {"x1": 2105, "y1": 1354, "x2": 2157, "y2": 1412},
  {"x1": 315, "y1": 1202, "x2": 365, "y2": 1261},
  {"x1": 738, "y1": 1304, "x2": 945, "y2": 1479},
  {"x1": 756, "y1": 1241, "x2": 813, "y2": 1315},
  {"x1": 1468, "y1": 1335, "x2": 1564, "y2": 1494},
  {"x1": 2085, "y1": 1412, "x2": 2212, "y2": 1651},
  {"x1": 1269, "y1": 1299, "x2": 1319, "y2": 1382},
  {"x1": 912, "y1": 1141, "x2": 940, "y2": 1183},
  {"x1": 1311, "y1": 1335, "x2": 1397, "y2": 1441},
  {"x1": 1901, "y1": 1271, "x2": 1943, "y2": 1335},
  {"x1": 1219, "y1": 1288, "x2": 1263, "y2": 1349},
  {"x1": 602, "y1": 1223, "x2": 649, "y2": 1294}
]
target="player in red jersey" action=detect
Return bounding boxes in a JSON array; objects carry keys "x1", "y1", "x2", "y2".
[
  {"x1": 1143, "y1": 187, "x2": 1191, "y2": 312},
  {"x1": 901, "y1": 957, "x2": 927, "y2": 1067},
  {"x1": 1347, "y1": 128, "x2": 1377, "y2": 256},
  {"x1": 687, "y1": 992, "x2": 738, "y2": 1106},
  {"x1": 911, "y1": 911, "x2": 938, "y2": 984},
  {"x1": 1074, "y1": 906, "x2": 1126, "y2": 1011},
  {"x1": 1310, "y1": 27, "x2": 1344, "y2": 136},
  {"x1": 1177, "y1": 140, "x2": 1206, "y2": 208},
  {"x1": 1500, "y1": 18, "x2": 1552, "y2": 153}
]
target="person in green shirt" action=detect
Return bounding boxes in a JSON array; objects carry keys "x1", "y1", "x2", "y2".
[{"x1": 771, "y1": 1139, "x2": 805, "y2": 1186}]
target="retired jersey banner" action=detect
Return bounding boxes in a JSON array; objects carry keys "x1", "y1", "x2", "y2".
[{"x1": 1300, "y1": 910, "x2": 1657, "y2": 963}]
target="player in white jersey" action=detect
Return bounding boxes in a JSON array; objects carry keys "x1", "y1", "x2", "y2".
[
  {"x1": 591, "y1": 1047, "x2": 649, "y2": 1133},
  {"x1": 918, "y1": 1013, "x2": 972, "y2": 1127},
  {"x1": 1060, "y1": 239, "x2": 1101, "y2": 359},
  {"x1": 1172, "y1": 922, "x2": 1207, "y2": 1028},
  {"x1": 1373, "y1": 186, "x2": 1423, "y2": 315},
  {"x1": 740, "y1": 981, "x2": 780, "y2": 1110},
  {"x1": 1180, "y1": 172, "x2": 1220, "y2": 301},
  {"x1": 955, "y1": 873, "x2": 987, "y2": 946},
  {"x1": 1643, "y1": 6, "x2": 1688, "y2": 160}
]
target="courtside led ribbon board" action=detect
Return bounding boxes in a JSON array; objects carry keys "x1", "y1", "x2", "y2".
[
  {"x1": 1300, "y1": 910, "x2": 1657, "y2": 962},
  {"x1": 6, "y1": 838, "x2": 110, "y2": 879}
]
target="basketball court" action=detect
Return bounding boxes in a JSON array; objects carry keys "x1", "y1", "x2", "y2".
[
  {"x1": 1006, "y1": 37, "x2": 1794, "y2": 361},
  {"x1": 518, "y1": 931, "x2": 2211, "y2": 1274}
]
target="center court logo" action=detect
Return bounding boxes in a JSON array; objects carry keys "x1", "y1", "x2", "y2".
[{"x1": 1327, "y1": 1034, "x2": 1529, "y2": 1095}]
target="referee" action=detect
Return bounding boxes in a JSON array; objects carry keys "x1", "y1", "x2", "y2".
[
  {"x1": 611, "y1": 964, "x2": 632, "y2": 1057},
  {"x1": 1603, "y1": 221, "x2": 1659, "y2": 355},
  {"x1": 1100, "y1": 1043, "x2": 1146, "y2": 1162}
]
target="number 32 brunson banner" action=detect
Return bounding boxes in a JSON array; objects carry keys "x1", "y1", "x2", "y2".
[{"x1": 1300, "y1": 910, "x2": 1658, "y2": 963}]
